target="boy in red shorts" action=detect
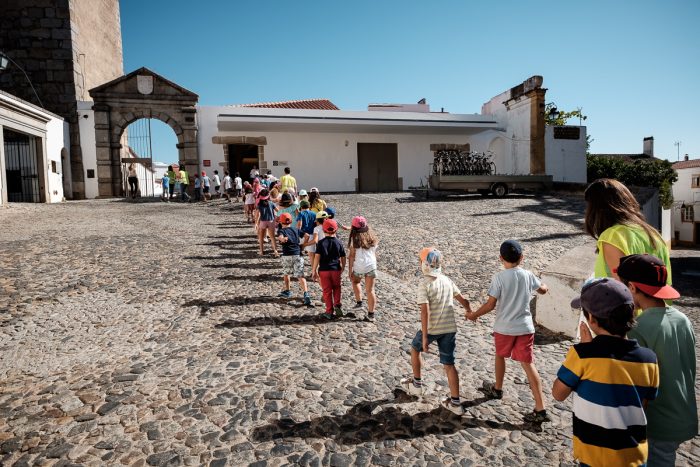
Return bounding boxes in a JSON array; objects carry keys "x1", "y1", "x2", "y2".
[{"x1": 467, "y1": 240, "x2": 550, "y2": 423}]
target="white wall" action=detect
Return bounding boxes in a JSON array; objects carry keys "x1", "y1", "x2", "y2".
[
  {"x1": 77, "y1": 101, "x2": 99, "y2": 199},
  {"x1": 672, "y1": 167, "x2": 700, "y2": 243},
  {"x1": 544, "y1": 126, "x2": 587, "y2": 183},
  {"x1": 45, "y1": 116, "x2": 67, "y2": 202},
  {"x1": 198, "y1": 107, "x2": 492, "y2": 191}
]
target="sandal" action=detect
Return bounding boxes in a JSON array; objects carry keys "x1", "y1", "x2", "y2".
[{"x1": 523, "y1": 409, "x2": 550, "y2": 423}]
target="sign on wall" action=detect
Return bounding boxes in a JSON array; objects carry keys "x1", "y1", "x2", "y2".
[{"x1": 203, "y1": 160, "x2": 211, "y2": 167}]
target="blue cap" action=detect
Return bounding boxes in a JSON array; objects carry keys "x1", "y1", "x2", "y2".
[
  {"x1": 500, "y1": 240, "x2": 522, "y2": 263},
  {"x1": 325, "y1": 206, "x2": 336, "y2": 218}
]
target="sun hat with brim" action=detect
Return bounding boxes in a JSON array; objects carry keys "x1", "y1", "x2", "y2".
[
  {"x1": 279, "y1": 213, "x2": 293, "y2": 225},
  {"x1": 310, "y1": 187, "x2": 319, "y2": 193},
  {"x1": 298, "y1": 189, "x2": 308, "y2": 196},
  {"x1": 315, "y1": 211, "x2": 329, "y2": 220},
  {"x1": 614, "y1": 254, "x2": 680, "y2": 300},
  {"x1": 570, "y1": 278, "x2": 634, "y2": 319}
]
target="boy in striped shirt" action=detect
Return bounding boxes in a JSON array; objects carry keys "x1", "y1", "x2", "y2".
[
  {"x1": 553, "y1": 278, "x2": 659, "y2": 467},
  {"x1": 400, "y1": 247, "x2": 472, "y2": 415}
]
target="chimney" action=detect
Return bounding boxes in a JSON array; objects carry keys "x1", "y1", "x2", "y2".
[
  {"x1": 685, "y1": 154, "x2": 690, "y2": 161},
  {"x1": 643, "y1": 136, "x2": 654, "y2": 156}
]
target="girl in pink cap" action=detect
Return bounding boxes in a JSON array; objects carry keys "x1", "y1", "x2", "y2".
[
  {"x1": 347, "y1": 216, "x2": 379, "y2": 321},
  {"x1": 256, "y1": 188, "x2": 279, "y2": 256}
]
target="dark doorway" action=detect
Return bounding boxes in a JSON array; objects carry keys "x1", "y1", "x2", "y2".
[
  {"x1": 228, "y1": 144, "x2": 258, "y2": 180},
  {"x1": 357, "y1": 143, "x2": 399, "y2": 192},
  {"x1": 3, "y1": 128, "x2": 41, "y2": 202},
  {"x1": 695, "y1": 222, "x2": 700, "y2": 245}
]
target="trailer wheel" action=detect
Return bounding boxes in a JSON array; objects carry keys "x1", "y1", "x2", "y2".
[
  {"x1": 491, "y1": 183, "x2": 508, "y2": 198},
  {"x1": 477, "y1": 189, "x2": 490, "y2": 197}
]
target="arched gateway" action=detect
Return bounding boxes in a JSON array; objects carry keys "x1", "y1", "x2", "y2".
[{"x1": 89, "y1": 67, "x2": 199, "y2": 197}]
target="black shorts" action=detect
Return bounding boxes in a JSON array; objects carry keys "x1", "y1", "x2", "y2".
[
  {"x1": 203, "y1": 186, "x2": 210, "y2": 193},
  {"x1": 215, "y1": 185, "x2": 221, "y2": 192}
]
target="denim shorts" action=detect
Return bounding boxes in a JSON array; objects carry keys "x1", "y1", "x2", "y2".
[{"x1": 411, "y1": 331, "x2": 456, "y2": 365}]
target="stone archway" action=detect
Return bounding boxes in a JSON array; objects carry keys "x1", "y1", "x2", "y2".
[{"x1": 89, "y1": 67, "x2": 199, "y2": 197}]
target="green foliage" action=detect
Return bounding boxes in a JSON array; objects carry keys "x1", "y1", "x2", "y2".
[
  {"x1": 587, "y1": 156, "x2": 678, "y2": 209},
  {"x1": 544, "y1": 103, "x2": 587, "y2": 126}
]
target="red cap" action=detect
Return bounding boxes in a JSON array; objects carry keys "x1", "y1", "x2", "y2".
[
  {"x1": 279, "y1": 212, "x2": 292, "y2": 224},
  {"x1": 322, "y1": 219, "x2": 338, "y2": 233}
]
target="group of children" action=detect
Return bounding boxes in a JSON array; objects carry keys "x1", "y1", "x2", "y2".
[
  {"x1": 161, "y1": 167, "x2": 244, "y2": 203},
  {"x1": 243, "y1": 182, "x2": 379, "y2": 321},
  {"x1": 401, "y1": 239, "x2": 696, "y2": 466}
]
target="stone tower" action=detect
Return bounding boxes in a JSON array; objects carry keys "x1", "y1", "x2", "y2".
[{"x1": 0, "y1": 0, "x2": 124, "y2": 199}]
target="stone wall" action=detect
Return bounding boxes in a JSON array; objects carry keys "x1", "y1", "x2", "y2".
[{"x1": 0, "y1": 0, "x2": 123, "y2": 199}]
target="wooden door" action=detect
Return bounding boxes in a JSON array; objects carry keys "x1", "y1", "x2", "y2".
[{"x1": 357, "y1": 143, "x2": 398, "y2": 192}]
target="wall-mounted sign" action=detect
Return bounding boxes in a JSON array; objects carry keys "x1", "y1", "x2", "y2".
[{"x1": 203, "y1": 160, "x2": 211, "y2": 167}]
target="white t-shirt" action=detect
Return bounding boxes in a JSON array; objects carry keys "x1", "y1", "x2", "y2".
[
  {"x1": 244, "y1": 193, "x2": 255, "y2": 205},
  {"x1": 213, "y1": 174, "x2": 221, "y2": 186},
  {"x1": 202, "y1": 175, "x2": 211, "y2": 187},
  {"x1": 234, "y1": 177, "x2": 243, "y2": 189},
  {"x1": 223, "y1": 176, "x2": 232, "y2": 190},
  {"x1": 352, "y1": 245, "x2": 377, "y2": 274},
  {"x1": 487, "y1": 267, "x2": 541, "y2": 335},
  {"x1": 306, "y1": 225, "x2": 325, "y2": 253}
]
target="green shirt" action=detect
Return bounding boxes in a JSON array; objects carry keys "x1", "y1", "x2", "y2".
[
  {"x1": 594, "y1": 224, "x2": 672, "y2": 282},
  {"x1": 628, "y1": 306, "x2": 698, "y2": 442}
]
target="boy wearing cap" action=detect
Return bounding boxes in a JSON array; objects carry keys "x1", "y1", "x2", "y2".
[
  {"x1": 297, "y1": 200, "x2": 317, "y2": 249},
  {"x1": 467, "y1": 240, "x2": 549, "y2": 423},
  {"x1": 276, "y1": 212, "x2": 312, "y2": 306},
  {"x1": 616, "y1": 254, "x2": 697, "y2": 466},
  {"x1": 401, "y1": 247, "x2": 472, "y2": 415},
  {"x1": 311, "y1": 219, "x2": 346, "y2": 318},
  {"x1": 553, "y1": 278, "x2": 659, "y2": 467}
]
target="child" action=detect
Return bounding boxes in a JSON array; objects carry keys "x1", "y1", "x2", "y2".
[
  {"x1": 401, "y1": 247, "x2": 472, "y2": 415},
  {"x1": 467, "y1": 240, "x2": 549, "y2": 423},
  {"x1": 312, "y1": 219, "x2": 346, "y2": 319},
  {"x1": 298, "y1": 189, "x2": 309, "y2": 203},
  {"x1": 201, "y1": 171, "x2": 211, "y2": 200},
  {"x1": 243, "y1": 186, "x2": 255, "y2": 223},
  {"x1": 276, "y1": 213, "x2": 312, "y2": 306},
  {"x1": 297, "y1": 200, "x2": 317, "y2": 259},
  {"x1": 222, "y1": 171, "x2": 233, "y2": 202},
  {"x1": 276, "y1": 193, "x2": 299, "y2": 226},
  {"x1": 554, "y1": 278, "x2": 659, "y2": 467},
  {"x1": 234, "y1": 172, "x2": 243, "y2": 202},
  {"x1": 213, "y1": 170, "x2": 221, "y2": 198},
  {"x1": 325, "y1": 206, "x2": 350, "y2": 231},
  {"x1": 193, "y1": 174, "x2": 202, "y2": 202},
  {"x1": 347, "y1": 216, "x2": 378, "y2": 321},
  {"x1": 302, "y1": 211, "x2": 328, "y2": 264},
  {"x1": 161, "y1": 171, "x2": 170, "y2": 202},
  {"x1": 616, "y1": 254, "x2": 697, "y2": 465},
  {"x1": 256, "y1": 189, "x2": 279, "y2": 257}
]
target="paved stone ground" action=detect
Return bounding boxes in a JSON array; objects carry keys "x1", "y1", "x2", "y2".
[{"x1": 1, "y1": 193, "x2": 698, "y2": 466}]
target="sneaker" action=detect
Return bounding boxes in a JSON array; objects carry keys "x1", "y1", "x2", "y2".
[
  {"x1": 523, "y1": 409, "x2": 550, "y2": 423},
  {"x1": 303, "y1": 295, "x2": 312, "y2": 307},
  {"x1": 440, "y1": 397, "x2": 465, "y2": 416},
  {"x1": 400, "y1": 376, "x2": 425, "y2": 396},
  {"x1": 334, "y1": 304, "x2": 343, "y2": 317},
  {"x1": 320, "y1": 312, "x2": 334, "y2": 320},
  {"x1": 481, "y1": 382, "x2": 503, "y2": 399},
  {"x1": 278, "y1": 290, "x2": 292, "y2": 299},
  {"x1": 365, "y1": 312, "x2": 375, "y2": 322},
  {"x1": 353, "y1": 300, "x2": 363, "y2": 309}
]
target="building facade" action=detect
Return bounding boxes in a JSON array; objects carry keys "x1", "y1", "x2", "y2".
[
  {"x1": 0, "y1": 0, "x2": 123, "y2": 199},
  {"x1": 672, "y1": 156, "x2": 700, "y2": 246}
]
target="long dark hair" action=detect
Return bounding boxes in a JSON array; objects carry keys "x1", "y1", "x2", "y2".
[
  {"x1": 584, "y1": 178, "x2": 660, "y2": 248},
  {"x1": 257, "y1": 189, "x2": 270, "y2": 209},
  {"x1": 308, "y1": 191, "x2": 321, "y2": 206},
  {"x1": 348, "y1": 226, "x2": 378, "y2": 249}
]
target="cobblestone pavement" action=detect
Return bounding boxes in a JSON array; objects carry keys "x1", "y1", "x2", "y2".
[{"x1": 1, "y1": 193, "x2": 698, "y2": 466}]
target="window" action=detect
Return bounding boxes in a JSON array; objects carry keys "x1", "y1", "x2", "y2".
[
  {"x1": 51, "y1": 161, "x2": 57, "y2": 173},
  {"x1": 682, "y1": 205, "x2": 695, "y2": 222},
  {"x1": 692, "y1": 174, "x2": 700, "y2": 188},
  {"x1": 87, "y1": 169, "x2": 95, "y2": 179}
]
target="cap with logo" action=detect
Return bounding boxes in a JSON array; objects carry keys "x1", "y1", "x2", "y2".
[{"x1": 614, "y1": 254, "x2": 679, "y2": 299}]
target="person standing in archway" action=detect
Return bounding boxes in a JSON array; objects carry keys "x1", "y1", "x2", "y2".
[
  {"x1": 179, "y1": 165, "x2": 191, "y2": 202},
  {"x1": 166, "y1": 165, "x2": 176, "y2": 200},
  {"x1": 249, "y1": 166, "x2": 259, "y2": 183},
  {"x1": 127, "y1": 163, "x2": 139, "y2": 199}
]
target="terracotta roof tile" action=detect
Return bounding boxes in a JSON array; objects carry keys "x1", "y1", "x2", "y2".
[
  {"x1": 234, "y1": 98, "x2": 339, "y2": 110},
  {"x1": 672, "y1": 159, "x2": 700, "y2": 169}
]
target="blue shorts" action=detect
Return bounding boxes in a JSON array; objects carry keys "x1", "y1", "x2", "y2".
[{"x1": 411, "y1": 331, "x2": 456, "y2": 365}]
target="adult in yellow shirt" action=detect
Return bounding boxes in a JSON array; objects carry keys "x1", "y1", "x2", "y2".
[{"x1": 279, "y1": 167, "x2": 297, "y2": 196}]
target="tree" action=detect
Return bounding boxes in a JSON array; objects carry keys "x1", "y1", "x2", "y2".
[
  {"x1": 587, "y1": 156, "x2": 678, "y2": 209},
  {"x1": 544, "y1": 103, "x2": 587, "y2": 126}
]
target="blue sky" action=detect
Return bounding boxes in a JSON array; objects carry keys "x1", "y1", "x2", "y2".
[{"x1": 121, "y1": 0, "x2": 700, "y2": 164}]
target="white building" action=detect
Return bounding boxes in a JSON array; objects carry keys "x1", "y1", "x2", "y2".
[
  {"x1": 196, "y1": 76, "x2": 586, "y2": 193},
  {"x1": 0, "y1": 90, "x2": 67, "y2": 205},
  {"x1": 672, "y1": 156, "x2": 700, "y2": 246}
]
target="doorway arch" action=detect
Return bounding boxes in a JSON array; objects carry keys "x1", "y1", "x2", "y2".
[{"x1": 89, "y1": 67, "x2": 199, "y2": 197}]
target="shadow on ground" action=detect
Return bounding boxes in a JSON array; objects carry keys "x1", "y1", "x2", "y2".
[
  {"x1": 219, "y1": 273, "x2": 280, "y2": 282},
  {"x1": 215, "y1": 312, "x2": 361, "y2": 328},
  {"x1": 250, "y1": 389, "x2": 542, "y2": 445}
]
